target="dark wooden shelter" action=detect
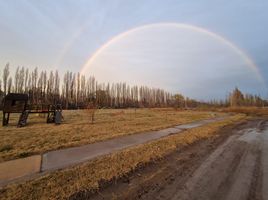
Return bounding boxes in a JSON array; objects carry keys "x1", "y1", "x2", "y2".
[
  {"x1": 2, "y1": 93, "x2": 62, "y2": 127},
  {"x1": 3, "y1": 93, "x2": 28, "y2": 112},
  {"x1": 2, "y1": 93, "x2": 28, "y2": 126}
]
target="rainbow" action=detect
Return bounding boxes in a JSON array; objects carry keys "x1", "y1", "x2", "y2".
[
  {"x1": 53, "y1": 22, "x2": 89, "y2": 68},
  {"x1": 80, "y1": 22, "x2": 264, "y2": 84}
]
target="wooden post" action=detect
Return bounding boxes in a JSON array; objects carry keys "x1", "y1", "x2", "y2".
[
  {"x1": 2, "y1": 112, "x2": 6, "y2": 126},
  {"x1": 7, "y1": 113, "x2": 10, "y2": 125},
  {"x1": 47, "y1": 105, "x2": 50, "y2": 123},
  {"x1": 2, "y1": 112, "x2": 10, "y2": 126}
]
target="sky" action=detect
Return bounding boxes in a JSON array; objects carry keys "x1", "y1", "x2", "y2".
[{"x1": 0, "y1": 0, "x2": 267, "y2": 100}]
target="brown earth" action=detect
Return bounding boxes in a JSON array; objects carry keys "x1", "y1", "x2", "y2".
[{"x1": 70, "y1": 118, "x2": 267, "y2": 200}]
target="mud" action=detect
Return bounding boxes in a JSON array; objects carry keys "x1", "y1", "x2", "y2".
[{"x1": 70, "y1": 118, "x2": 267, "y2": 200}]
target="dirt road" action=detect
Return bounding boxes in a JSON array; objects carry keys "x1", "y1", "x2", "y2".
[{"x1": 72, "y1": 118, "x2": 268, "y2": 200}]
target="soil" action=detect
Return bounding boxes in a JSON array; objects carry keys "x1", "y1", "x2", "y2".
[{"x1": 69, "y1": 118, "x2": 268, "y2": 200}]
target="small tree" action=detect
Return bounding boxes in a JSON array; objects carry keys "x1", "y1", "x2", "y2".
[
  {"x1": 86, "y1": 102, "x2": 97, "y2": 124},
  {"x1": 230, "y1": 87, "x2": 244, "y2": 107},
  {"x1": 174, "y1": 94, "x2": 185, "y2": 109}
]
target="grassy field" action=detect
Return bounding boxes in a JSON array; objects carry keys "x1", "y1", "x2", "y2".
[
  {"x1": 199, "y1": 106, "x2": 268, "y2": 117},
  {"x1": 0, "y1": 114, "x2": 246, "y2": 200},
  {"x1": 0, "y1": 108, "x2": 221, "y2": 162},
  {"x1": 222, "y1": 106, "x2": 268, "y2": 117}
]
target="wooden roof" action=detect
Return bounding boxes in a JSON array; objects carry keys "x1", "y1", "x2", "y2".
[{"x1": 4, "y1": 93, "x2": 28, "y2": 101}]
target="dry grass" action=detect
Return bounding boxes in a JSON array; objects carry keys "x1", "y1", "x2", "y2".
[
  {"x1": 0, "y1": 114, "x2": 246, "y2": 200},
  {"x1": 221, "y1": 106, "x2": 268, "y2": 117},
  {"x1": 198, "y1": 106, "x2": 268, "y2": 117},
  {"x1": 0, "y1": 108, "x2": 220, "y2": 162}
]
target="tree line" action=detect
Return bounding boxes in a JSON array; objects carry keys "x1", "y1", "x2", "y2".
[
  {"x1": 0, "y1": 64, "x2": 266, "y2": 109},
  {"x1": 0, "y1": 64, "x2": 175, "y2": 109},
  {"x1": 229, "y1": 87, "x2": 266, "y2": 107},
  {"x1": 165, "y1": 88, "x2": 267, "y2": 109}
]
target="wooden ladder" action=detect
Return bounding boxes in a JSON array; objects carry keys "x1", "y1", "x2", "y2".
[{"x1": 18, "y1": 110, "x2": 29, "y2": 127}]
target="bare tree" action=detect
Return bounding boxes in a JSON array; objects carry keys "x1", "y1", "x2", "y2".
[
  {"x1": 14, "y1": 66, "x2": 20, "y2": 93},
  {"x1": 2, "y1": 63, "x2": 10, "y2": 95},
  {"x1": 7, "y1": 77, "x2": 12, "y2": 94},
  {"x1": 24, "y1": 68, "x2": 29, "y2": 93}
]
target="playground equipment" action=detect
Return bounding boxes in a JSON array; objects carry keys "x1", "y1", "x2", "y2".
[{"x1": 2, "y1": 93, "x2": 62, "y2": 127}]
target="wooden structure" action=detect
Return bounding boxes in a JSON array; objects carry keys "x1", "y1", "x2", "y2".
[
  {"x1": 2, "y1": 93, "x2": 28, "y2": 126},
  {"x1": 2, "y1": 93, "x2": 62, "y2": 127}
]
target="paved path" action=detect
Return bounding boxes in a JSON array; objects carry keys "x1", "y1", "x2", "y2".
[
  {"x1": 42, "y1": 118, "x2": 221, "y2": 171},
  {"x1": 0, "y1": 117, "x2": 224, "y2": 187},
  {"x1": 0, "y1": 155, "x2": 41, "y2": 186}
]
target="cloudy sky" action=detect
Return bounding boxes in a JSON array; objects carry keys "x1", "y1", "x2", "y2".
[{"x1": 0, "y1": 0, "x2": 267, "y2": 100}]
